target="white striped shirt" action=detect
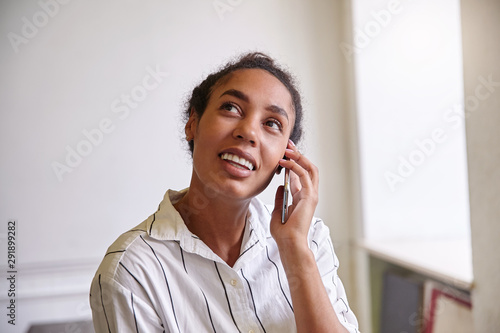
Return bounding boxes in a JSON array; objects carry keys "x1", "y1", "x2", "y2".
[{"x1": 90, "y1": 189, "x2": 359, "y2": 333}]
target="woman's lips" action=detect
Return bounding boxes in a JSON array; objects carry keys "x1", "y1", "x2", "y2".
[
  {"x1": 218, "y1": 148, "x2": 257, "y2": 178},
  {"x1": 220, "y1": 152, "x2": 254, "y2": 170}
]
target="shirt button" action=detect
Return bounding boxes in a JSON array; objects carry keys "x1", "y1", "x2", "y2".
[
  {"x1": 248, "y1": 330, "x2": 254, "y2": 333},
  {"x1": 230, "y1": 279, "x2": 237, "y2": 286}
]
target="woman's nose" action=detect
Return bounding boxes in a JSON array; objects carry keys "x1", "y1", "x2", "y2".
[{"x1": 233, "y1": 117, "x2": 258, "y2": 145}]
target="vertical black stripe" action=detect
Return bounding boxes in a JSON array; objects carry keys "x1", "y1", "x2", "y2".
[
  {"x1": 178, "y1": 245, "x2": 187, "y2": 273},
  {"x1": 200, "y1": 289, "x2": 217, "y2": 333},
  {"x1": 147, "y1": 204, "x2": 161, "y2": 234},
  {"x1": 214, "y1": 262, "x2": 241, "y2": 333},
  {"x1": 148, "y1": 213, "x2": 156, "y2": 235},
  {"x1": 131, "y1": 293, "x2": 139, "y2": 333},
  {"x1": 240, "y1": 269, "x2": 267, "y2": 333},
  {"x1": 140, "y1": 235, "x2": 180, "y2": 333},
  {"x1": 177, "y1": 244, "x2": 216, "y2": 332},
  {"x1": 265, "y1": 246, "x2": 293, "y2": 312},
  {"x1": 98, "y1": 274, "x2": 112, "y2": 333}
]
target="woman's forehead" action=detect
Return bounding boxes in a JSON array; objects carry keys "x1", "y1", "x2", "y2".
[{"x1": 211, "y1": 69, "x2": 294, "y2": 111}]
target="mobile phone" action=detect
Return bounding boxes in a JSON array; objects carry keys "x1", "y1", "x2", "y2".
[{"x1": 281, "y1": 166, "x2": 290, "y2": 223}]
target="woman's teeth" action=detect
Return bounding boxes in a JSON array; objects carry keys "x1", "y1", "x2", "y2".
[{"x1": 220, "y1": 153, "x2": 254, "y2": 170}]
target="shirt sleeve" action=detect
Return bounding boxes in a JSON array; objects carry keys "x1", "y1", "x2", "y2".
[
  {"x1": 309, "y1": 218, "x2": 360, "y2": 333},
  {"x1": 89, "y1": 273, "x2": 165, "y2": 333}
]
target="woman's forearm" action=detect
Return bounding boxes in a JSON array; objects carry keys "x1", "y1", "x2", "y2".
[{"x1": 278, "y1": 239, "x2": 349, "y2": 333}]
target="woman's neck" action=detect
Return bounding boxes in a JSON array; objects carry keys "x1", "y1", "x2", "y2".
[{"x1": 173, "y1": 188, "x2": 251, "y2": 267}]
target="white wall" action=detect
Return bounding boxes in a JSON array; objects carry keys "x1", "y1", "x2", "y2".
[
  {"x1": 460, "y1": 0, "x2": 500, "y2": 331},
  {"x1": 0, "y1": 1, "x2": 356, "y2": 331}
]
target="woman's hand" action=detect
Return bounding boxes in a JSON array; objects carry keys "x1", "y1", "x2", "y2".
[
  {"x1": 270, "y1": 139, "x2": 319, "y2": 248},
  {"x1": 269, "y1": 141, "x2": 350, "y2": 333}
]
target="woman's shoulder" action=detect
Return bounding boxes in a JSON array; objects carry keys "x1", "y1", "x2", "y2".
[{"x1": 92, "y1": 220, "x2": 149, "y2": 279}]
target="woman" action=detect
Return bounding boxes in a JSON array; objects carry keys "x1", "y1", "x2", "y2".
[{"x1": 90, "y1": 52, "x2": 359, "y2": 332}]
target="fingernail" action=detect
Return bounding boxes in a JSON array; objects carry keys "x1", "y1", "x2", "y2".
[{"x1": 288, "y1": 139, "x2": 296, "y2": 147}]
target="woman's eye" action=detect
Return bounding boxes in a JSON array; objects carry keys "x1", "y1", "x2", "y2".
[
  {"x1": 265, "y1": 119, "x2": 282, "y2": 131},
  {"x1": 221, "y1": 103, "x2": 239, "y2": 113}
]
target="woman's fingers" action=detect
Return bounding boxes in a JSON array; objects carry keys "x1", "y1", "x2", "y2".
[
  {"x1": 271, "y1": 142, "x2": 320, "y2": 239},
  {"x1": 278, "y1": 146, "x2": 319, "y2": 210},
  {"x1": 285, "y1": 140, "x2": 318, "y2": 180},
  {"x1": 280, "y1": 149, "x2": 319, "y2": 190},
  {"x1": 279, "y1": 157, "x2": 312, "y2": 191}
]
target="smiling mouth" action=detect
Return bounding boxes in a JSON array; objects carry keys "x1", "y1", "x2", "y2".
[{"x1": 220, "y1": 153, "x2": 255, "y2": 171}]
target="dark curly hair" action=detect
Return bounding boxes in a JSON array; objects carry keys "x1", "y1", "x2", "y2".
[{"x1": 183, "y1": 52, "x2": 303, "y2": 154}]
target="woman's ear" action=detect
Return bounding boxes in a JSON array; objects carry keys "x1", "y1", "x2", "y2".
[
  {"x1": 275, "y1": 151, "x2": 287, "y2": 174},
  {"x1": 185, "y1": 108, "x2": 198, "y2": 141}
]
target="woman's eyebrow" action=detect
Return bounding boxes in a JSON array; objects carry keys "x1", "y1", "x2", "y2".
[
  {"x1": 220, "y1": 89, "x2": 289, "y2": 122},
  {"x1": 266, "y1": 105, "x2": 289, "y2": 122},
  {"x1": 220, "y1": 89, "x2": 249, "y2": 103}
]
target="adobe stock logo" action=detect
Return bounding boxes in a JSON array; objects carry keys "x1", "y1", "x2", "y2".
[
  {"x1": 212, "y1": 0, "x2": 245, "y2": 21},
  {"x1": 51, "y1": 65, "x2": 169, "y2": 182},
  {"x1": 7, "y1": 0, "x2": 72, "y2": 53},
  {"x1": 384, "y1": 74, "x2": 500, "y2": 192},
  {"x1": 339, "y1": 0, "x2": 403, "y2": 63},
  {"x1": 384, "y1": 129, "x2": 448, "y2": 192}
]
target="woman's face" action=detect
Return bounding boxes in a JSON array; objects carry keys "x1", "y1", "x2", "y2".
[{"x1": 186, "y1": 68, "x2": 295, "y2": 201}]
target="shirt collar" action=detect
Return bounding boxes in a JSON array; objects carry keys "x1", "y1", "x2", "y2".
[
  {"x1": 146, "y1": 189, "x2": 270, "y2": 261},
  {"x1": 146, "y1": 188, "x2": 190, "y2": 241}
]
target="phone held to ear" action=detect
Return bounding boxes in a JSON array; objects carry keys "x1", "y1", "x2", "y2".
[{"x1": 281, "y1": 165, "x2": 290, "y2": 224}]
